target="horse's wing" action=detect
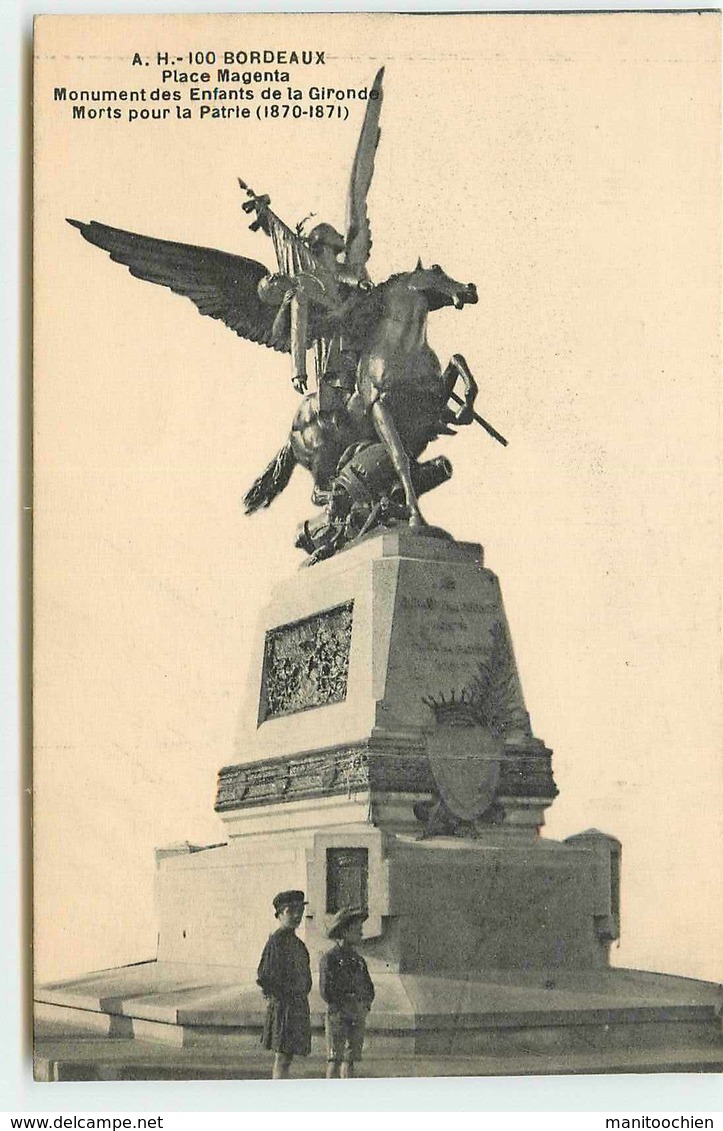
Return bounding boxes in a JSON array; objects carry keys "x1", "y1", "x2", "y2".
[
  {"x1": 66, "y1": 218, "x2": 290, "y2": 353},
  {"x1": 344, "y1": 67, "x2": 384, "y2": 275}
]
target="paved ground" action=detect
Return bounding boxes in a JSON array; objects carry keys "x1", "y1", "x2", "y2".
[{"x1": 33, "y1": 1024, "x2": 723, "y2": 1082}]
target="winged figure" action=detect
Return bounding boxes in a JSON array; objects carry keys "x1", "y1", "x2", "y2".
[
  {"x1": 238, "y1": 67, "x2": 383, "y2": 401},
  {"x1": 68, "y1": 68, "x2": 503, "y2": 559}
]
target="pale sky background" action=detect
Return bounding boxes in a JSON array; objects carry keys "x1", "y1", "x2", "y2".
[{"x1": 33, "y1": 11, "x2": 721, "y2": 987}]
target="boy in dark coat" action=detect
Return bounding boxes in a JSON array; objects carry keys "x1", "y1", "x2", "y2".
[
  {"x1": 256, "y1": 889, "x2": 312, "y2": 1079},
  {"x1": 319, "y1": 907, "x2": 375, "y2": 1078}
]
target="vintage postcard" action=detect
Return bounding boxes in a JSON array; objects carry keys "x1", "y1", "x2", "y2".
[{"x1": 33, "y1": 12, "x2": 721, "y2": 1082}]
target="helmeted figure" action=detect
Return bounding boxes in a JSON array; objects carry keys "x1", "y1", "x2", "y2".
[
  {"x1": 254, "y1": 217, "x2": 370, "y2": 407},
  {"x1": 241, "y1": 68, "x2": 382, "y2": 406}
]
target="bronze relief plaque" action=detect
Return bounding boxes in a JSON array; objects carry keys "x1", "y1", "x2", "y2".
[{"x1": 259, "y1": 601, "x2": 354, "y2": 721}]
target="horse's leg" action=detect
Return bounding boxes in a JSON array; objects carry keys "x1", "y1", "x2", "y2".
[
  {"x1": 442, "y1": 353, "x2": 478, "y2": 425},
  {"x1": 371, "y1": 400, "x2": 426, "y2": 527}
]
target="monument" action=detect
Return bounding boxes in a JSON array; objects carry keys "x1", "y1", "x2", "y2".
[{"x1": 36, "y1": 67, "x2": 722, "y2": 1079}]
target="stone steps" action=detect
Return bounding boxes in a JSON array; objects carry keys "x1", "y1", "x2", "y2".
[
  {"x1": 36, "y1": 961, "x2": 722, "y2": 1070},
  {"x1": 33, "y1": 1030, "x2": 723, "y2": 1082},
  {"x1": 36, "y1": 993, "x2": 722, "y2": 1062}
]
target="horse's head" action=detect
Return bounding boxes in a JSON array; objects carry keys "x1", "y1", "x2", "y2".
[{"x1": 408, "y1": 260, "x2": 478, "y2": 312}]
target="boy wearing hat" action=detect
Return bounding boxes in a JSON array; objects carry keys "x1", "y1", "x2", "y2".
[
  {"x1": 256, "y1": 890, "x2": 312, "y2": 1080},
  {"x1": 319, "y1": 908, "x2": 375, "y2": 1078}
]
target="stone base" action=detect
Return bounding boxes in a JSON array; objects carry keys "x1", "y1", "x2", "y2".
[{"x1": 152, "y1": 821, "x2": 617, "y2": 976}]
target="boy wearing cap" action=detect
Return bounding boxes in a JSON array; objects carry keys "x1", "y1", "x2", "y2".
[
  {"x1": 256, "y1": 889, "x2": 312, "y2": 1080},
  {"x1": 319, "y1": 908, "x2": 375, "y2": 1078}
]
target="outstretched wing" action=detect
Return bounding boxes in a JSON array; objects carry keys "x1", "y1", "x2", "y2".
[
  {"x1": 66, "y1": 218, "x2": 290, "y2": 353},
  {"x1": 344, "y1": 67, "x2": 384, "y2": 275}
]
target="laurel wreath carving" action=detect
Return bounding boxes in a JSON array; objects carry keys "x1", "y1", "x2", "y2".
[{"x1": 423, "y1": 621, "x2": 527, "y2": 738}]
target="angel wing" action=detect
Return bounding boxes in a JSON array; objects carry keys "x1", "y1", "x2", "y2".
[
  {"x1": 344, "y1": 67, "x2": 384, "y2": 275},
  {"x1": 66, "y1": 218, "x2": 290, "y2": 353}
]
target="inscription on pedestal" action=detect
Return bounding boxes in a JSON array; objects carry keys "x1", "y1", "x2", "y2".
[
  {"x1": 393, "y1": 566, "x2": 503, "y2": 696},
  {"x1": 399, "y1": 594, "x2": 496, "y2": 661},
  {"x1": 259, "y1": 601, "x2": 354, "y2": 721}
]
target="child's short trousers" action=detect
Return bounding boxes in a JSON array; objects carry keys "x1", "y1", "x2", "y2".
[{"x1": 325, "y1": 1000, "x2": 369, "y2": 1063}]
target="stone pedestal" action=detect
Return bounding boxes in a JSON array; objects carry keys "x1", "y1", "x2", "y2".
[
  {"x1": 234, "y1": 529, "x2": 536, "y2": 764},
  {"x1": 37, "y1": 529, "x2": 723, "y2": 1074},
  {"x1": 155, "y1": 530, "x2": 618, "y2": 982}
]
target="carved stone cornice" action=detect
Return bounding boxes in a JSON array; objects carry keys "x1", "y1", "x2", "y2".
[
  {"x1": 216, "y1": 743, "x2": 428, "y2": 812},
  {"x1": 215, "y1": 738, "x2": 557, "y2": 815},
  {"x1": 498, "y1": 744, "x2": 559, "y2": 799}
]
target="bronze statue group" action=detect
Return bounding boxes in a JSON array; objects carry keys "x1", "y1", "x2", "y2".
[
  {"x1": 68, "y1": 67, "x2": 504, "y2": 568},
  {"x1": 256, "y1": 891, "x2": 375, "y2": 1079}
]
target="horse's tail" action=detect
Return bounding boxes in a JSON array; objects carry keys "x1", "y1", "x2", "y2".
[{"x1": 243, "y1": 440, "x2": 296, "y2": 514}]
